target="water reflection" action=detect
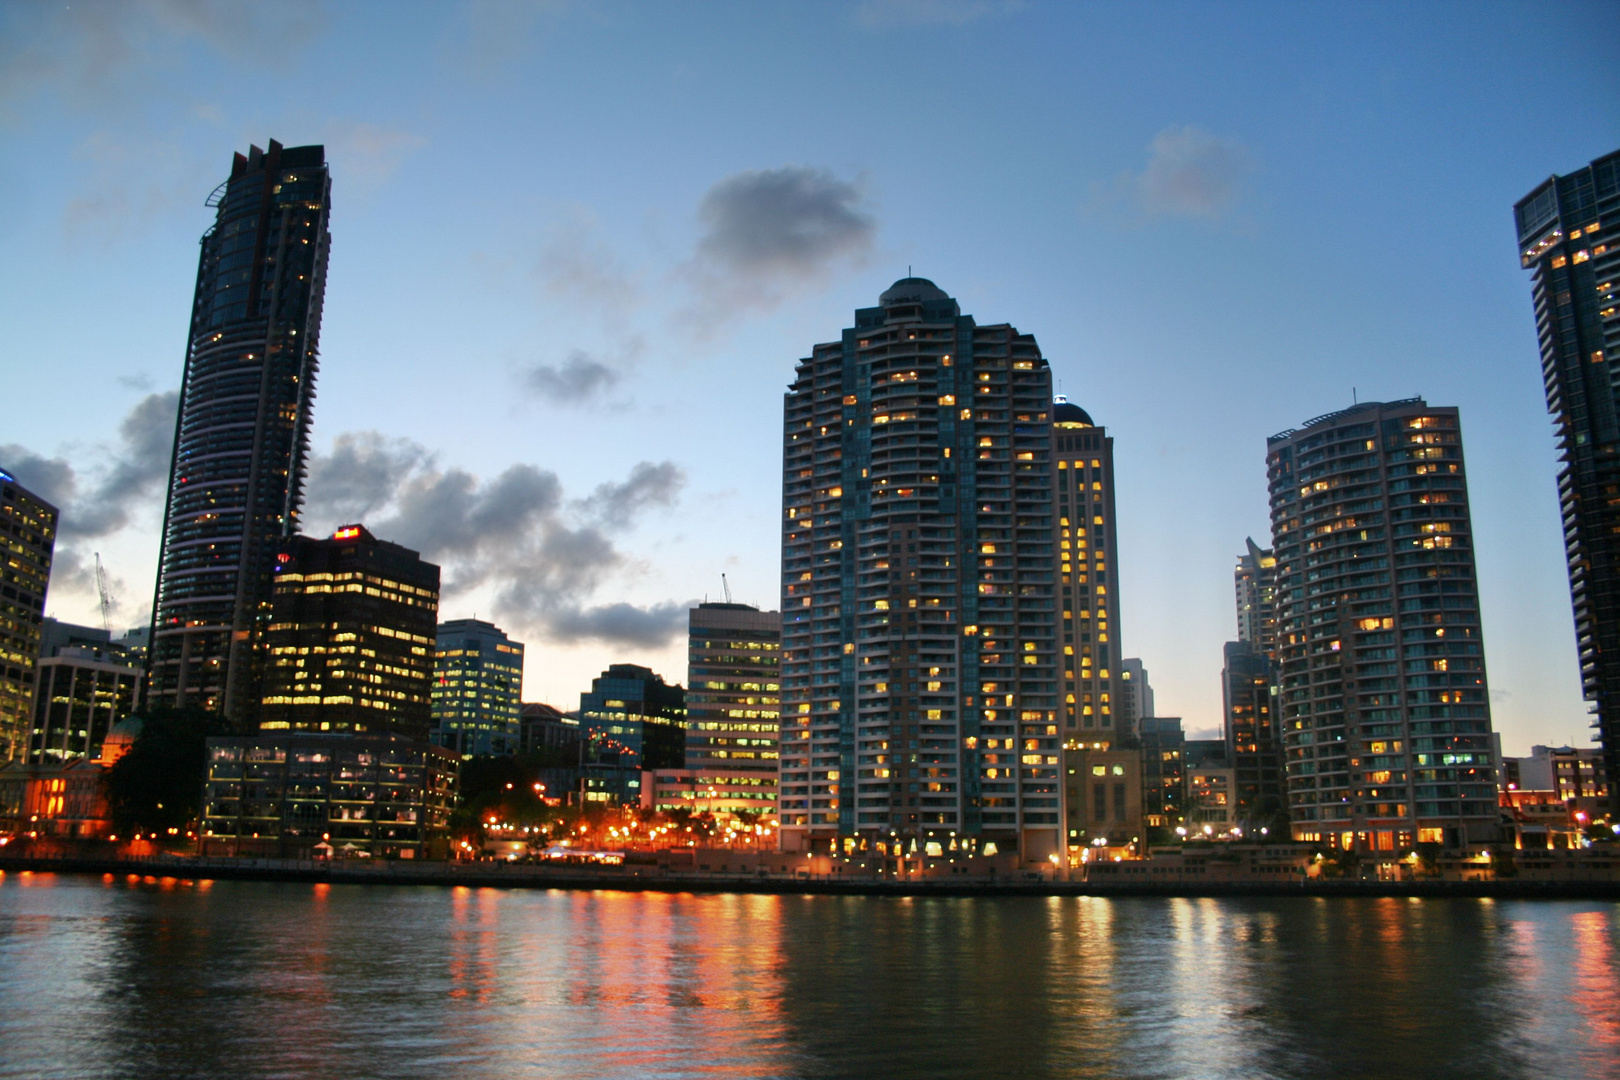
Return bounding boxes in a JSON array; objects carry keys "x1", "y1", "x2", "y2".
[{"x1": 0, "y1": 874, "x2": 1615, "y2": 1080}]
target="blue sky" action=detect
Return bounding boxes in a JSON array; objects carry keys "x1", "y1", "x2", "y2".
[{"x1": 2, "y1": 0, "x2": 1617, "y2": 751}]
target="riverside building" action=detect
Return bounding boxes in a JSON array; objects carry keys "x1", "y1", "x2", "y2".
[
  {"x1": 579, "y1": 664, "x2": 685, "y2": 805},
  {"x1": 0, "y1": 468, "x2": 57, "y2": 762},
  {"x1": 432, "y1": 619, "x2": 524, "y2": 757},
  {"x1": 686, "y1": 602, "x2": 781, "y2": 770},
  {"x1": 147, "y1": 141, "x2": 332, "y2": 723},
  {"x1": 258, "y1": 526, "x2": 439, "y2": 740},
  {"x1": 1513, "y1": 151, "x2": 1620, "y2": 813},
  {"x1": 27, "y1": 624, "x2": 140, "y2": 765},
  {"x1": 1268, "y1": 400, "x2": 1500, "y2": 850},
  {"x1": 778, "y1": 278, "x2": 1062, "y2": 862}
]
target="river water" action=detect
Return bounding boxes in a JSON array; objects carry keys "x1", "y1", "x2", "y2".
[{"x1": 0, "y1": 872, "x2": 1615, "y2": 1080}]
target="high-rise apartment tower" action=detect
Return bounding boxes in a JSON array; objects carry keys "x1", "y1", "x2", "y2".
[
  {"x1": 779, "y1": 278, "x2": 1062, "y2": 862},
  {"x1": 1268, "y1": 400, "x2": 1499, "y2": 850},
  {"x1": 147, "y1": 141, "x2": 332, "y2": 723},
  {"x1": 1235, "y1": 538, "x2": 1278, "y2": 653},
  {"x1": 1514, "y1": 150, "x2": 1620, "y2": 813}
]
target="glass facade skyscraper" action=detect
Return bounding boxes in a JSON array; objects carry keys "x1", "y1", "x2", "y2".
[
  {"x1": 1268, "y1": 399, "x2": 1499, "y2": 850},
  {"x1": 147, "y1": 141, "x2": 332, "y2": 724},
  {"x1": 778, "y1": 278, "x2": 1062, "y2": 862},
  {"x1": 1513, "y1": 150, "x2": 1620, "y2": 813},
  {"x1": 431, "y1": 619, "x2": 524, "y2": 757},
  {"x1": 0, "y1": 468, "x2": 57, "y2": 762}
]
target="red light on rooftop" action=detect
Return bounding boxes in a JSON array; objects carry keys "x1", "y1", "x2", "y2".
[{"x1": 333, "y1": 526, "x2": 362, "y2": 540}]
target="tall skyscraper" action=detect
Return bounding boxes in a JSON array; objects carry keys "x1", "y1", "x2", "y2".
[
  {"x1": 147, "y1": 140, "x2": 332, "y2": 723},
  {"x1": 431, "y1": 619, "x2": 525, "y2": 756},
  {"x1": 1513, "y1": 150, "x2": 1620, "y2": 813},
  {"x1": 0, "y1": 467, "x2": 57, "y2": 762},
  {"x1": 258, "y1": 525, "x2": 439, "y2": 739},
  {"x1": 1268, "y1": 399, "x2": 1499, "y2": 850},
  {"x1": 1234, "y1": 538, "x2": 1278, "y2": 652},
  {"x1": 779, "y1": 277, "x2": 1061, "y2": 862},
  {"x1": 1051, "y1": 395, "x2": 1123, "y2": 742}
]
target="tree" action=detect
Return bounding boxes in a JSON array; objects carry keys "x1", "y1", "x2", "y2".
[{"x1": 103, "y1": 706, "x2": 229, "y2": 836}]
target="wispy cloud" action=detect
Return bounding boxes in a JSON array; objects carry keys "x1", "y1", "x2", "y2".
[
  {"x1": 681, "y1": 165, "x2": 876, "y2": 326},
  {"x1": 321, "y1": 121, "x2": 430, "y2": 197},
  {"x1": 302, "y1": 435, "x2": 691, "y2": 648},
  {"x1": 1089, "y1": 126, "x2": 1254, "y2": 224},
  {"x1": 855, "y1": 0, "x2": 1023, "y2": 28}
]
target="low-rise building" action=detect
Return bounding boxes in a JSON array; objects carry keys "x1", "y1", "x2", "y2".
[
  {"x1": 640, "y1": 768, "x2": 778, "y2": 821},
  {"x1": 0, "y1": 758, "x2": 111, "y2": 840},
  {"x1": 201, "y1": 732, "x2": 456, "y2": 858},
  {"x1": 1062, "y1": 743, "x2": 1143, "y2": 859}
]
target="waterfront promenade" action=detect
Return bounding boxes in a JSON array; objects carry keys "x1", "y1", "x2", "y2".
[{"x1": 3, "y1": 851, "x2": 1617, "y2": 900}]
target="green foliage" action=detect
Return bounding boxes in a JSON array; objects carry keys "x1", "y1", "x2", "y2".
[{"x1": 103, "y1": 706, "x2": 229, "y2": 834}]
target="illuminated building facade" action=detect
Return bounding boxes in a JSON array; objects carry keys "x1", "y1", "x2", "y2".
[
  {"x1": 1269, "y1": 399, "x2": 1500, "y2": 850},
  {"x1": 580, "y1": 664, "x2": 685, "y2": 804},
  {"x1": 200, "y1": 732, "x2": 456, "y2": 858},
  {"x1": 1051, "y1": 396, "x2": 1122, "y2": 741},
  {"x1": 27, "y1": 632, "x2": 140, "y2": 765},
  {"x1": 686, "y1": 603, "x2": 780, "y2": 815},
  {"x1": 1513, "y1": 151, "x2": 1620, "y2": 813},
  {"x1": 1064, "y1": 745, "x2": 1143, "y2": 855},
  {"x1": 1235, "y1": 538, "x2": 1279, "y2": 652},
  {"x1": 432, "y1": 619, "x2": 525, "y2": 757},
  {"x1": 1138, "y1": 716, "x2": 1186, "y2": 829},
  {"x1": 258, "y1": 525, "x2": 439, "y2": 740},
  {"x1": 779, "y1": 278, "x2": 1062, "y2": 862},
  {"x1": 0, "y1": 467, "x2": 57, "y2": 763},
  {"x1": 148, "y1": 141, "x2": 332, "y2": 723},
  {"x1": 1222, "y1": 639, "x2": 1282, "y2": 827}
]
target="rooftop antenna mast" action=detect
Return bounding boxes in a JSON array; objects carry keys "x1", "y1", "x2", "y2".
[
  {"x1": 93, "y1": 552, "x2": 115, "y2": 633},
  {"x1": 722, "y1": 574, "x2": 733, "y2": 605}
]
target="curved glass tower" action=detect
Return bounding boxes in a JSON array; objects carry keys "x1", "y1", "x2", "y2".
[{"x1": 147, "y1": 141, "x2": 331, "y2": 724}]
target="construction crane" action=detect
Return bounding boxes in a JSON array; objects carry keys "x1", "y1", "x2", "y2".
[
  {"x1": 94, "y1": 552, "x2": 115, "y2": 634},
  {"x1": 722, "y1": 573, "x2": 733, "y2": 605}
]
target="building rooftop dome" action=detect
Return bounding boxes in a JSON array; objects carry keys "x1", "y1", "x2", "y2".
[
  {"x1": 879, "y1": 277, "x2": 949, "y2": 306},
  {"x1": 98, "y1": 715, "x2": 144, "y2": 766},
  {"x1": 1052, "y1": 394, "x2": 1094, "y2": 427}
]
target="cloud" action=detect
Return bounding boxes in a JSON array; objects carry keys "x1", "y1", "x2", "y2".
[
  {"x1": 855, "y1": 0, "x2": 1022, "y2": 28},
  {"x1": 0, "y1": 0, "x2": 324, "y2": 113},
  {"x1": 1, "y1": 390, "x2": 178, "y2": 540},
  {"x1": 302, "y1": 435, "x2": 690, "y2": 648},
  {"x1": 683, "y1": 165, "x2": 875, "y2": 321},
  {"x1": 62, "y1": 131, "x2": 214, "y2": 240},
  {"x1": 580, "y1": 461, "x2": 685, "y2": 528},
  {"x1": 520, "y1": 350, "x2": 621, "y2": 405},
  {"x1": 1091, "y1": 126, "x2": 1253, "y2": 223},
  {"x1": 321, "y1": 121, "x2": 429, "y2": 196},
  {"x1": 538, "y1": 207, "x2": 642, "y2": 320}
]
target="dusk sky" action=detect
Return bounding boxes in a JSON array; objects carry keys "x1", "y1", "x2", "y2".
[{"x1": 3, "y1": 0, "x2": 1617, "y2": 752}]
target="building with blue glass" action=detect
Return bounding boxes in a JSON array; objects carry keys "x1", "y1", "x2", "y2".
[
  {"x1": 579, "y1": 664, "x2": 685, "y2": 805},
  {"x1": 431, "y1": 619, "x2": 524, "y2": 757}
]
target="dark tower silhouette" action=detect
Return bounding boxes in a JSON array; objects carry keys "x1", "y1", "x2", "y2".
[{"x1": 147, "y1": 141, "x2": 331, "y2": 724}]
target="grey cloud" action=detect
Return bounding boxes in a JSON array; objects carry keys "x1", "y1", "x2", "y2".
[
  {"x1": 538, "y1": 209, "x2": 641, "y2": 319},
  {"x1": 855, "y1": 0, "x2": 1022, "y2": 27},
  {"x1": 582, "y1": 461, "x2": 685, "y2": 529},
  {"x1": 521, "y1": 350, "x2": 621, "y2": 405},
  {"x1": 1093, "y1": 126, "x2": 1252, "y2": 223},
  {"x1": 1, "y1": 0, "x2": 324, "y2": 111},
  {"x1": 303, "y1": 436, "x2": 684, "y2": 648},
  {"x1": 65, "y1": 391, "x2": 179, "y2": 538},
  {"x1": 538, "y1": 600, "x2": 692, "y2": 648},
  {"x1": 2, "y1": 391, "x2": 176, "y2": 540},
  {"x1": 301, "y1": 432, "x2": 432, "y2": 532},
  {"x1": 685, "y1": 165, "x2": 875, "y2": 319}
]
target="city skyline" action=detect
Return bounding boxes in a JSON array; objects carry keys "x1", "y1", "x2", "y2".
[{"x1": 3, "y1": 4, "x2": 1619, "y2": 755}]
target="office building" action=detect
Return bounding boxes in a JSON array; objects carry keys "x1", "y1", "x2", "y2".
[
  {"x1": 1138, "y1": 716, "x2": 1186, "y2": 830},
  {"x1": 640, "y1": 769, "x2": 779, "y2": 821},
  {"x1": 1063, "y1": 745, "x2": 1143, "y2": 856},
  {"x1": 1118, "y1": 658, "x2": 1153, "y2": 738},
  {"x1": 1222, "y1": 639, "x2": 1282, "y2": 827},
  {"x1": 27, "y1": 622, "x2": 141, "y2": 765},
  {"x1": 432, "y1": 619, "x2": 524, "y2": 757},
  {"x1": 147, "y1": 141, "x2": 332, "y2": 723},
  {"x1": 0, "y1": 467, "x2": 57, "y2": 763},
  {"x1": 579, "y1": 664, "x2": 685, "y2": 805},
  {"x1": 1513, "y1": 151, "x2": 1620, "y2": 813},
  {"x1": 519, "y1": 702, "x2": 580, "y2": 758},
  {"x1": 779, "y1": 277, "x2": 1061, "y2": 861},
  {"x1": 1503, "y1": 744, "x2": 1609, "y2": 805},
  {"x1": 1051, "y1": 396, "x2": 1123, "y2": 741},
  {"x1": 1268, "y1": 399, "x2": 1499, "y2": 850},
  {"x1": 1235, "y1": 538, "x2": 1279, "y2": 652},
  {"x1": 200, "y1": 732, "x2": 457, "y2": 858},
  {"x1": 685, "y1": 602, "x2": 781, "y2": 816},
  {"x1": 258, "y1": 525, "x2": 439, "y2": 739}
]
